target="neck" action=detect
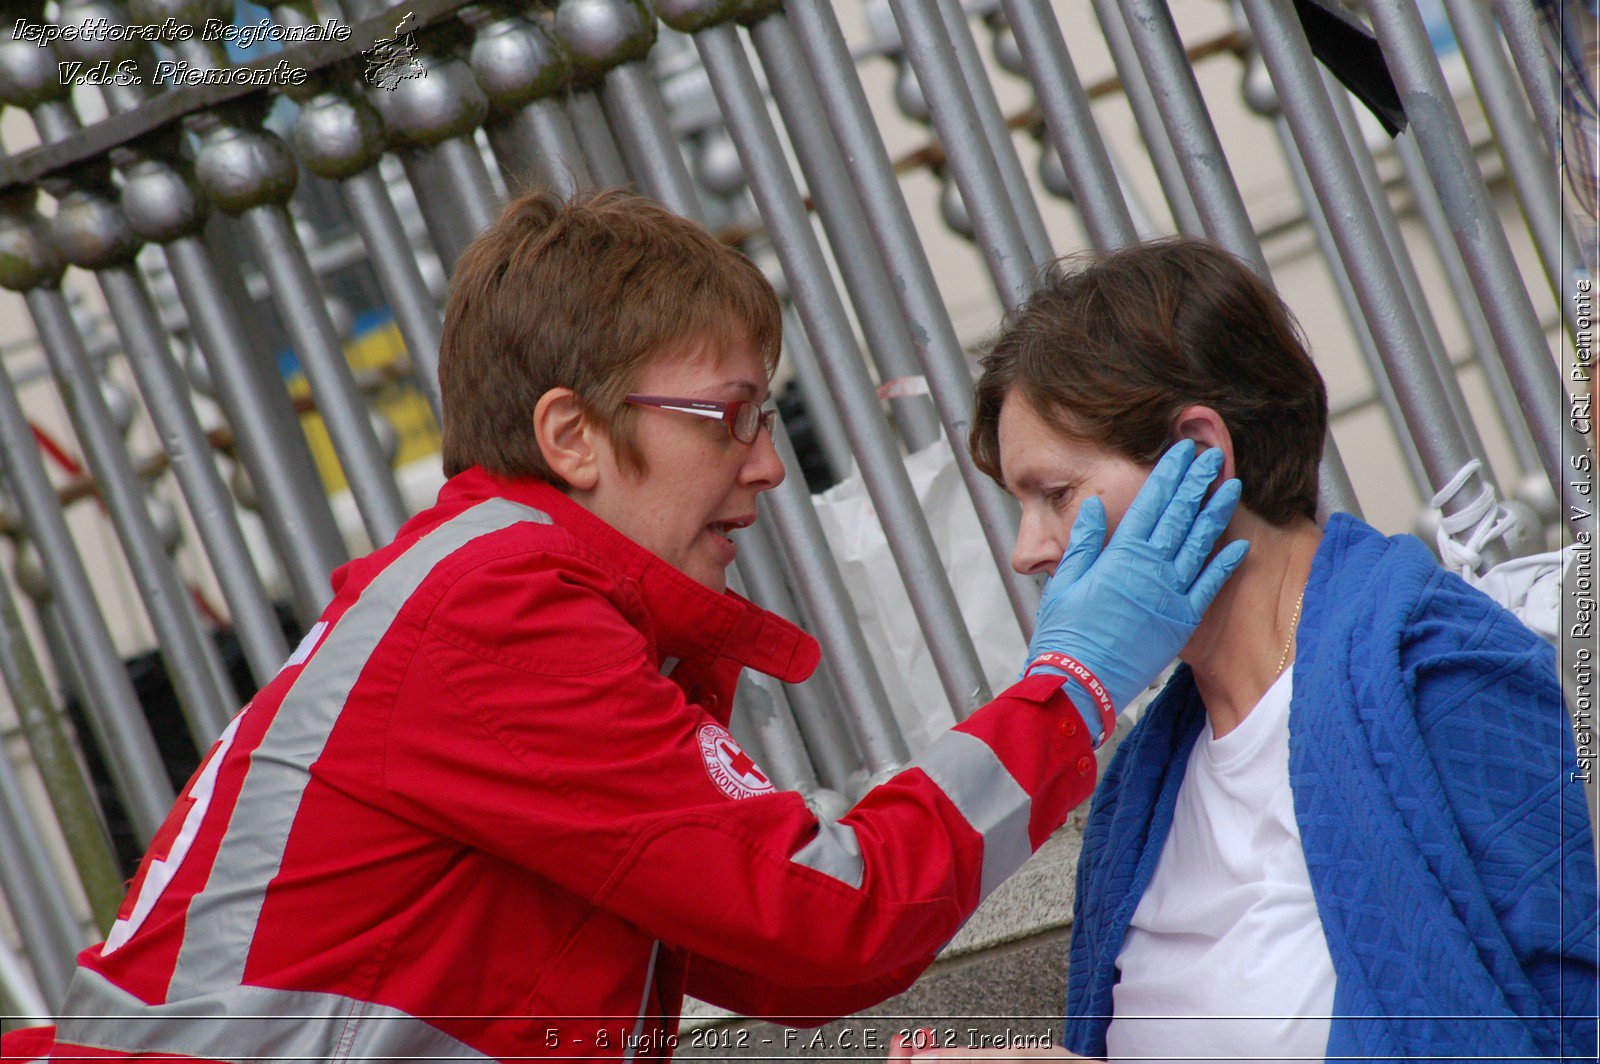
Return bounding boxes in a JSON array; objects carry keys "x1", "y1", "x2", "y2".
[{"x1": 1179, "y1": 511, "x2": 1322, "y2": 738}]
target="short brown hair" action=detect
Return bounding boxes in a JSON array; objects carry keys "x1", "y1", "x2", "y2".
[
  {"x1": 970, "y1": 238, "x2": 1327, "y2": 525},
  {"x1": 439, "y1": 188, "x2": 781, "y2": 481}
]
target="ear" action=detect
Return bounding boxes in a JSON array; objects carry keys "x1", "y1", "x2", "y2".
[
  {"x1": 533, "y1": 387, "x2": 601, "y2": 492},
  {"x1": 1171, "y1": 405, "x2": 1236, "y2": 481}
]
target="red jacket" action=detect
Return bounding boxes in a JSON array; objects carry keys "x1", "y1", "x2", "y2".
[{"x1": 22, "y1": 468, "x2": 1098, "y2": 1060}]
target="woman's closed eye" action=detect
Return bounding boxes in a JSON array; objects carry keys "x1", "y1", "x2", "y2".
[{"x1": 1042, "y1": 484, "x2": 1078, "y2": 507}]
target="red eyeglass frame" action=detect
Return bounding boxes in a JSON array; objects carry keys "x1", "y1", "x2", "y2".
[{"x1": 623, "y1": 394, "x2": 778, "y2": 444}]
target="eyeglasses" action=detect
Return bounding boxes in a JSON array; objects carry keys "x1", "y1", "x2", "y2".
[{"x1": 624, "y1": 394, "x2": 778, "y2": 444}]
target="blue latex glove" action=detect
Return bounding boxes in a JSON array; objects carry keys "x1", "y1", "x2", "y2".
[{"x1": 1023, "y1": 440, "x2": 1248, "y2": 734}]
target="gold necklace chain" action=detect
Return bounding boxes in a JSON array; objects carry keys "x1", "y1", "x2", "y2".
[{"x1": 1275, "y1": 589, "x2": 1306, "y2": 677}]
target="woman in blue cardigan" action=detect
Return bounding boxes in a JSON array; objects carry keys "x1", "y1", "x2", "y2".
[{"x1": 962, "y1": 238, "x2": 1596, "y2": 1062}]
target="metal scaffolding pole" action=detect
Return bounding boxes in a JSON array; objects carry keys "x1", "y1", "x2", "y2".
[
  {"x1": 488, "y1": 99, "x2": 592, "y2": 199},
  {"x1": 758, "y1": 597, "x2": 868, "y2": 800},
  {"x1": 728, "y1": 613, "x2": 858, "y2": 805},
  {"x1": 999, "y1": 0, "x2": 1139, "y2": 250},
  {"x1": 97, "y1": 261, "x2": 291, "y2": 687},
  {"x1": 1090, "y1": 0, "x2": 1204, "y2": 237},
  {"x1": 0, "y1": 566, "x2": 122, "y2": 932},
  {"x1": 40, "y1": 2, "x2": 306, "y2": 678},
  {"x1": 748, "y1": 17, "x2": 943, "y2": 451},
  {"x1": 338, "y1": 0, "x2": 500, "y2": 266},
  {"x1": 550, "y1": 4, "x2": 665, "y2": 192},
  {"x1": 690, "y1": 15, "x2": 994, "y2": 720},
  {"x1": 295, "y1": 86, "x2": 446, "y2": 421},
  {"x1": 0, "y1": 924, "x2": 50, "y2": 1025},
  {"x1": 187, "y1": 161, "x2": 404, "y2": 552},
  {"x1": 1238, "y1": 0, "x2": 1514, "y2": 562},
  {"x1": 600, "y1": 62, "x2": 701, "y2": 206},
  {"x1": 0, "y1": 609, "x2": 119, "y2": 940},
  {"x1": 1442, "y1": 0, "x2": 1585, "y2": 339},
  {"x1": 159, "y1": 15, "x2": 408, "y2": 547},
  {"x1": 1313, "y1": 70, "x2": 1496, "y2": 477},
  {"x1": 68, "y1": 6, "x2": 347, "y2": 625},
  {"x1": 165, "y1": 221, "x2": 347, "y2": 622},
  {"x1": 26, "y1": 587, "x2": 87, "y2": 738},
  {"x1": 345, "y1": 168, "x2": 446, "y2": 417},
  {"x1": 1314, "y1": 436, "x2": 1363, "y2": 524},
  {"x1": 782, "y1": 2, "x2": 1041, "y2": 633},
  {"x1": 465, "y1": 3, "x2": 593, "y2": 200},
  {"x1": 1363, "y1": 0, "x2": 1591, "y2": 538},
  {"x1": 1265, "y1": 108, "x2": 1430, "y2": 502},
  {"x1": 1390, "y1": 131, "x2": 1547, "y2": 487},
  {"x1": 932, "y1": 0, "x2": 1055, "y2": 268},
  {"x1": 566, "y1": 91, "x2": 633, "y2": 187},
  {"x1": 0, "y1": 740, "x2": 85, "y2": 1009},
  {"x1": 229, "y1": 188, "x2": 409, "y2": 546},
  {"x1": 1489, "y1": 0, "x2": 1565, "y2": 196},
  {"x1": 26, "y1": 280, "x2": 237, "y2": 743},
  {"x1": 730, "y1": 672, "x2": 826, "y2": 796},
  {"x1": 886, "y1": 0, "x2": 1041, "y2": 310},
  {"x1": 0, "y1": 208, "x2": 174, "y2": 843},
  {"x1": 1111, "y1": 0, "x2": 1269, "y2": 276},
  {"x1": 11, "y1": 123, "x2": 246, "y2": 728},
  {"x1": 9, "y1": 84, "x2": 285, "y2": 699},
  {"x1": 379, "y1": 54, "x2": 503, "y2": 270}
]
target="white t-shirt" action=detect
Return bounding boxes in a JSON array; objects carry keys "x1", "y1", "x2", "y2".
[{"x1": 1105, "y1": 666, "x2": 1337, "y2": 1063}]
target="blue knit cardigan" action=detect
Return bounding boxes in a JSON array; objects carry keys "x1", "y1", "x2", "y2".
[{"x1": 1063, "y1": 514, "x2": 1598, "y2": 1061}]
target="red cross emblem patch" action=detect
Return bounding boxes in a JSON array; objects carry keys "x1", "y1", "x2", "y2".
[{"x1": 696, "y1": 722, "x2": 774, "y2": 800}]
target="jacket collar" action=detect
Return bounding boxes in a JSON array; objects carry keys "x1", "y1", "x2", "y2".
[{"x1": 437, "y1": 468, "x2": 820, "y2": 684}]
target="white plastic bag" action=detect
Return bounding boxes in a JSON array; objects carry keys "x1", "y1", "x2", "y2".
[{"x1": 809, "y1": 436, "x2": 1029, "y2": 754}]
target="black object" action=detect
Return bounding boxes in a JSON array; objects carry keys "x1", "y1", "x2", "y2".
[
  {"x1": 1293, "y1": 0, "x2": 1409, "y2": 137},
  {"x1": 777, "y1": 383, "x2": 841, "y2": 494}
]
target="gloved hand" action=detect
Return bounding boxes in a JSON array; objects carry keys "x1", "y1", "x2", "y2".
[{"x1": 1023, "y1": 440, "x2": 1248, "y2": 719}]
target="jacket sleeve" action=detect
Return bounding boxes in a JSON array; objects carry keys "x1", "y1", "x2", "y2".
[
  {"x1": 381, "y1": 547, "x2": 1099, "y2": 987},
  {"x1": 1403, "y1": 571, "x2": 1599, "y2": 1055}
]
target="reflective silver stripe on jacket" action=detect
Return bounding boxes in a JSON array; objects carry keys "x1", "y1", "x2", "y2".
[
  {"x1": 914, "y1": 730, "x2": 1032, "y2": 899},
  {"x1": 59, "y1": 966, "x2": 491, "y2": 1060},
  {"x1": 789, "y1": 729, "x2": 1032, "y2": 900},
  {"x1": 150, "y1": 499, "x2": 546, "y2": 1005},
  {"x1": 790, "y1": 816, "x2": 866, "y2": 888}
]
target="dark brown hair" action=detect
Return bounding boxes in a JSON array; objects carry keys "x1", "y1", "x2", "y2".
[
  {"x1": 438, "y1": 188, "x2": 781, "y2": 482},
  {"x1": 970, "y1": 238, "x2": 1327, "y2": 525}
]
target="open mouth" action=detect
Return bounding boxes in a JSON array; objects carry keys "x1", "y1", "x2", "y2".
[
  {"x1": 706, "y1": 516, "x2": 756, "y2": 553},
  {"x1": 707, "y1": 516, "x2": 756, "y2": 537}
]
